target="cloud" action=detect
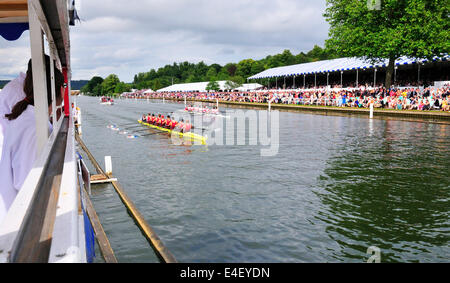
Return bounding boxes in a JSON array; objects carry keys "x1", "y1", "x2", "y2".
[{"x1": 1, "y1": 0, "x2": 329, "y2": 82}]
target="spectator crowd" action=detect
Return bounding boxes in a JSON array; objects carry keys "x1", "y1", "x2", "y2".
[{"x1": 122, "y1": 85, "x2": 450, "y2": 112}]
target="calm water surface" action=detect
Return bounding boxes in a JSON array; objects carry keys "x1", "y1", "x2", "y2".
[{"x1": 76, "y1": 96, "x2": 449, "y2": 263}]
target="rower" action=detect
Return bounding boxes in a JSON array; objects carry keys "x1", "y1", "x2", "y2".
[
  {"x1": 170, "y1": 119, "x2": 178, "y2": 130},
  {"x1": 150, "y1": 114, "x2": 156, "y2": 124},
  {"x1": 164, "y1": 115, "x2": 172, "y2": 129},
  {"x1": 175, "y1": 119, "x2": 184, "y2": 132},
  {"x1": 184, "y1": 120, "x2": 192, "y2": 132},
  {"x1": 156, "y1": 114, "x2": 162, "y2": 126}
]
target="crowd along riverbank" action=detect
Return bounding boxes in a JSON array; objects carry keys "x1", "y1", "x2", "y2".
[{"x1": 124, "y1": 97, "x2": 450, "y2": 122}]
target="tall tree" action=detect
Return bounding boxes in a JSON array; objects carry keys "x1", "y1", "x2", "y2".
[
  {"x1": 81, "y1": 76, "x2": 103, "y2": 95},
  {"x1": 324, "y1": 0, "x2": 449, "y2": 87},
  {"x1": 101, "y1": 74, "x2": 121, "y2": 95}
]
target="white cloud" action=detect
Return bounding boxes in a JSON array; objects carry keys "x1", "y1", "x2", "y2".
[{"x1": 1, "y1": 0, "x2": 329, "y2": 82}]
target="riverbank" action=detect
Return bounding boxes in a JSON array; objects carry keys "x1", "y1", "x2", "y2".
[{"x1": 131, "y1": 97, "x2": 450, "y2": 122}]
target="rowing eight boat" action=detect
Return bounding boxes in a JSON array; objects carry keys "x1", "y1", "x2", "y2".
[{"x1": 138, "y1": 120, "x2": 207, "y2": 144}]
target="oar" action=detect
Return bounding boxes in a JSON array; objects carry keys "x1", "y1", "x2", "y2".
[
  {"x1": 109, "y1": 122, "x2": 137, "y2": 127},
  {"x1": 140, "y1": 132, "x2": 161, "y2": 137},
  {"x1": 117, "y1": 125, "x2": 143, "y2": 130}
]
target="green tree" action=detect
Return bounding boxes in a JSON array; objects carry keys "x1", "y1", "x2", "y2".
[
  {"x1": 101, "y1": 74, "x2": 121, "y2": 95},
  {"x1": 224, "y1": 63, "x2": 238, "y2": 77},
  {"x1": 92, "y1": 84, "x2": 102, "y2": 96},
  {"x1": 152, "y1": 78, "x2": 162, "y2": 90},
  {"x1": 217, "y1": 69, "x2": 230, "y2": 80},
  {"x1": 206, "y1": 80, "x2": 220, "y2": 91},
  {"x1": 114, "y1": 82, "x2": 132, "y2": 94},
  {"x1": 81, "y1": 76, "x2": 103, "y2": 96},
  {"x1": 324, "y1": 0, "x2": 449, "y2": 87},
  {"x1": 236, "y1": 59, "x2": 257, "y2": 78},
  {"x1": 205, "y1": 67, "x2": 218, "y2": 81}
]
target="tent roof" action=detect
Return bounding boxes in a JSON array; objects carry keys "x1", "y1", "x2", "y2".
[
  {"x1": 248, "y1": 55, "x2": 450, "y2": 79},
  {"x1": 157, "y1": 81, "x2": 263, "y2": 92}
]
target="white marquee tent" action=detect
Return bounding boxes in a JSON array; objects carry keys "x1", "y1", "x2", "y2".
[
  {"x1": 248, "y1": 55, "x2": 449, "y2": 80},
  {"x1": 157, "y1": 81, "x2": 263, "y2": 92}
]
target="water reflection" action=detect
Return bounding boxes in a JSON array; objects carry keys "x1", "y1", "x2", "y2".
[{"x1": 316, "y1": 119, "x2": 450, "y2": 262}]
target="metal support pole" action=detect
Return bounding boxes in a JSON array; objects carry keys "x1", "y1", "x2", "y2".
[
  {"x1": 418, "y1": 64, "x2": 421, "y2": 85},
  {"x1": 293, "y1": 76, "x2": 296, "y2": 89},
  {"x1": 374, "y1": 68, "x2": 377, "y2": 87},
  {"x1": 356, "y1": 69, "x2": 359, "y2": 87},
  {"x1": 394, "y1": 66, "x2": 397, "y2": 84},
  {"x1": 340, "y1": 71, "x2": 343, "y2": 87},
  {"x1": 314, "y1": 73, "x2": 317, "y2": 88},
  {"x1": 303, "y1": 74, "x2": 306, "y2": 88},
  {"x1": 327, "y1": 72, "x2": 329, "y2": 86}
]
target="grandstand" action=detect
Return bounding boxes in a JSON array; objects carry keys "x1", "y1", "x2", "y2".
[{"x1": 248, "y1": 55, "x2": 450, "y2": 89}]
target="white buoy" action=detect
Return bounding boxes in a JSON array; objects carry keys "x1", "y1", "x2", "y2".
[
  {"x1": 105, "y1": 156, "x2": 112, "y2": 175},
  {"x1": 370, "y1": 103, "x2": 374, "y2": 119},
  {"x1": 216, "y1": 98, "x2": 219, "y2": 111},
  {"x1": 268, "y1": 99, "x2": 271, "y2": 112}
]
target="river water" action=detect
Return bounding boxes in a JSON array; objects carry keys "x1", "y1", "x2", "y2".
[{"x1": 76, "y1": 96, "x2": 449, "y2": 263}]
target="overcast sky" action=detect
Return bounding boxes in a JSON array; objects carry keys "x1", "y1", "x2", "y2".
[{"x1": 0, "y1": 0, "x2": 329, "y2": 82}]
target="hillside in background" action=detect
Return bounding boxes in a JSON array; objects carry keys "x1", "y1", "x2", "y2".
[
  {"x1": 0, "y1": 80, "x2": 9, "y2": 89},
  {"x1": 71, "y1": 80, "x2": 89, "y2": 90},
  {"x1": 0, "y1": 80, "x2": 88, "y2": 90}
]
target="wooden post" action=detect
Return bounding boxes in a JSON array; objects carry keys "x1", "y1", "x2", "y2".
[
  {"x1": 370, "y1": 102, "x2": 374, "y2": 119},
  {"x1": 105, "y1": 156, "x2": 112, "y2": 175}
]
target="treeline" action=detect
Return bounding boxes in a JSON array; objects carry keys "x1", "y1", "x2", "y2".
[
  {"x1": 80, "y1": 74, "x2": 131, "y2": 96},
  {"x1": 82, "y1": 45, "x2": 337, "y2": 95},
  {"x1": 133, "y1": 46, "x2": 337, "y2": 91}
]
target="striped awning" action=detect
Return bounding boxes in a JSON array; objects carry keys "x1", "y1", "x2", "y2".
[
  {"x1": 0, "y1": 0, "x2": 29, "y2": 41},
  {"x1": 248, "y1": 55, "x2": 449, "y2": 79}
]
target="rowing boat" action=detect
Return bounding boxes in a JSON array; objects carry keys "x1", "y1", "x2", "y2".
[
  {"x1": 184, "y1": 110, "x2": 231, "y2": 119},
  {"x1": 138, "y1": 120, "x2": 207, "y2": 144}
]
